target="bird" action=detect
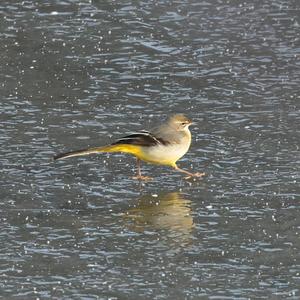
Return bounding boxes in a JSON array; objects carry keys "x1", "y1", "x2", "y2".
[{"x1": 53, "y1": 114, "x2": 205, "y2": 180}]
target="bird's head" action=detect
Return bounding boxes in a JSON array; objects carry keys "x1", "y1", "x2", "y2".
[{"x1": 168, "y1": 114, "x2": 193, "y2": 132}]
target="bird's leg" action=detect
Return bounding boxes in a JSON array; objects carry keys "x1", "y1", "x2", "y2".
[
  {"x1": 174, "y1": 164, "x2": 206, "y2": 179},
  {"x1": 132, "y1": 158, "x2": 152, "y2": 181},
  {"x1": 137, "y1": 157, "x2": 141, "y2": 177}
]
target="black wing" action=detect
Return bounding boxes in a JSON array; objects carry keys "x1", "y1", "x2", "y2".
[{"x1": 112, "y1": 131, "x2": 169, "y2": 147}]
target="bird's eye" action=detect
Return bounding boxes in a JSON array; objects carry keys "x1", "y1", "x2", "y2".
[{"x1": 181, "y1": 122, "x2": 186, "y2": 126}]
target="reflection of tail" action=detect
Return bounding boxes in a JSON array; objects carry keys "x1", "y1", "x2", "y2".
[
  {"x1": 124, "y1": 192, "x2": 194, "y2": 240},
  {"x1": 54, "y1": 144, "x2": 141, "y2": 160}
]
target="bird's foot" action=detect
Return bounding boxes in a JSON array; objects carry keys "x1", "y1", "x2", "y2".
[
  {"x1": 132, "y1": 175, "x2": 153, "y2": 181},
  {"x1": 184, "y1": 172, "x2": 206, "y2": 180}
]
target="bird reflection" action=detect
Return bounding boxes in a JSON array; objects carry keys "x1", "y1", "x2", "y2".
[{"x1": 124, "y1": 192, "x2": 194, "y2": 245}]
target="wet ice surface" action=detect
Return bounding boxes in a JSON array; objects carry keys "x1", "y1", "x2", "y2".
[{"x1": 0, "y1": 0, "x2": 299, "y2": 298}]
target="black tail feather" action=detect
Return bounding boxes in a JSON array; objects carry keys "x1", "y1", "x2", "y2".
[{"x1": 53, "y1": 148, "x2": 90, "y2": 160}]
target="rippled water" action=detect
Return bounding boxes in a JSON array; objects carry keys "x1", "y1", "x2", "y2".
[{"x1": 1, "y1": 0, "x2": 299, "y2": 299}]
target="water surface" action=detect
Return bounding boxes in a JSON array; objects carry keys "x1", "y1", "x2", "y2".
[{"x1": 0, "y1": 0, "x2": 299, "y2": 299}]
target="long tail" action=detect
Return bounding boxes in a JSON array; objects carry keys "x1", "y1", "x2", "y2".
[{"x1": 53, "y1": 144, "x2": 141, "y2": 161}]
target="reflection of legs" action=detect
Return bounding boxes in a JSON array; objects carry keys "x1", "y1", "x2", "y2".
[
  {"x1": 174, "y1": 165, "x2": 206, "y2": 179},
  {"x1": 132, "y1": 158, "x2": 152, "y2": 181}
]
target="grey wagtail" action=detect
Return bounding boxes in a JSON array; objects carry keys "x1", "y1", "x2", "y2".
[{"x1": 54, "y1": 114, "x2": 205, "y2": 180}]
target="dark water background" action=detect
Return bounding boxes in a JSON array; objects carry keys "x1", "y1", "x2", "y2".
[{"x1": 0, "y1": 0, "x2": 299, "y2": 299}]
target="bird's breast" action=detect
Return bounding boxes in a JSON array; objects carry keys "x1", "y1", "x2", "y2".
[{"x1": 140, "y1": 139, "x2": 191, "y2": 166}]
